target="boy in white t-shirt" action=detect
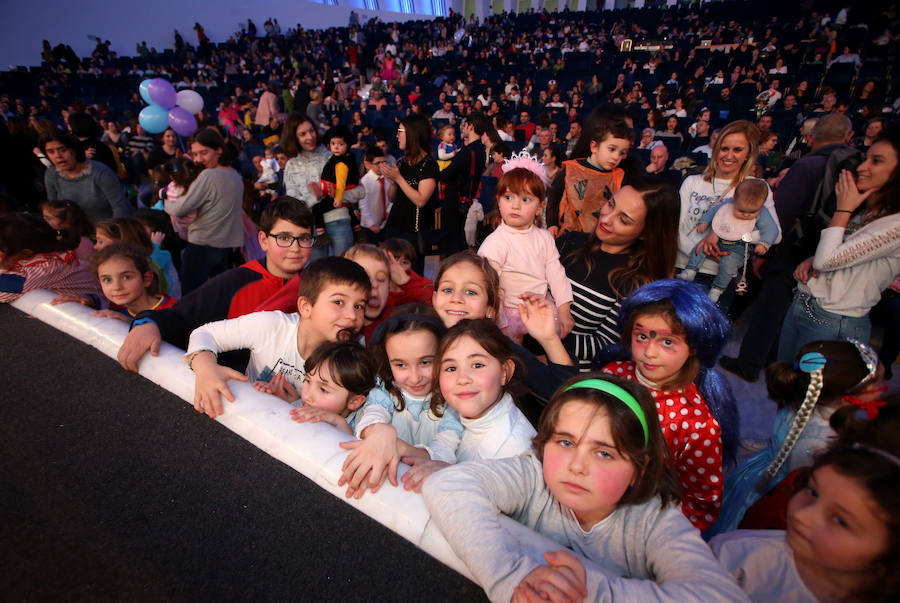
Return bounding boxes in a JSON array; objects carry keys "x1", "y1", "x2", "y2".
[{"x1": 185, "y1": 257, "x2": 371, "y2": 417}]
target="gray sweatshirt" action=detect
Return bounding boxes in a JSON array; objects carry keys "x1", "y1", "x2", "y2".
[
  {"x1": 44, "y1": 160, "x2": 132, "y2": 224},
  {"x1": 423, "y1": 453, "x2": 749, "y2": 603},
  {"x1": 166, "y1": 167, "x2": 244, "y2": 248}
]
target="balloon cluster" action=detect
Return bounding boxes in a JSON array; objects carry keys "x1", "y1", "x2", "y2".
[{"x1": 137, "y1": 79, "x2": 204, "y2": 137}]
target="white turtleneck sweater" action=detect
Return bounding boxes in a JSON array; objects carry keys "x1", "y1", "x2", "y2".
[{"x1": 456, "y1": 393, "x2": 536, "y2": 462}]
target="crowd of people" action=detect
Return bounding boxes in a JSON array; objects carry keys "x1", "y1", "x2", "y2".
[{"x1": 2, "y1": 1, "x2": 900, "y2": 601}]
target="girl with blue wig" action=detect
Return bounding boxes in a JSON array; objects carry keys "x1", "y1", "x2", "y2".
[{"x1": 518, "y1": 278, "x2": 738, "y2": 531}]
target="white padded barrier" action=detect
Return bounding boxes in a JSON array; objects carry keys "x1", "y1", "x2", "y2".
[{"x1": 10, "y1": 290, "x2": 594, "y2": 588}]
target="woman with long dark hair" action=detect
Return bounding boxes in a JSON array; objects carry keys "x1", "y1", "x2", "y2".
[
  {"x1": 41, "y1": 129, "x2": 131, "y2": 224},
  {"x1": 779, "y1": 127, "x2": 900, "y2": 359},
  {"x1": 555, "y1": 181, "x2": 681, "y2": 369},
  {"x1": 280, "y1": 113, "x2": 354, "y2": 258},
  {"x1": 381, "y1": 114, "x2": 438, "y2": 271}
]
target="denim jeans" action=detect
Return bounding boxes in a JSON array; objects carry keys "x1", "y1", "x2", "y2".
[
  {"x1": 309, "y1": 218, "x2": 354, "y2": 262},
  {"x1": 777, "y1": 291, "x2": 871, "y2": 361},
  {"x1": 686, "y1": 241, "x2": 747, "y2": 291}
]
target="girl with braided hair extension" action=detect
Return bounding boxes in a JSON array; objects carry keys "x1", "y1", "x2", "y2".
[
  {"x1": 705, "y1": 339, "x2": 885, "y2": 538},
  {"x1": 711, "y1": 436, "x2": 900, "y2": 602}
]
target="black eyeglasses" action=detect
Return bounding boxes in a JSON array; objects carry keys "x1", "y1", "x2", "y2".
[{"x1": 267, "y1": 232, "x2": 313, "y2": 248}]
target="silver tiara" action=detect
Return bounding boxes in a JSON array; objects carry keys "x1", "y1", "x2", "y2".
[{"x1": 846, "y1": 338, "x2": 879, "y2": 389}]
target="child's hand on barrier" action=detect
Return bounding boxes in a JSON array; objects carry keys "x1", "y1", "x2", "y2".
[
  {"x1": 191, "y1": 351, "x2": 249, "y2": 418},
  {"x1": 93, "y1": 309, "x2": 131, "y2": 322},
  {"x1": 400, "y1": 456, "x2": 449, "y2": 493},
  {"x1": 253, "y1": 372, "x2": 299, "y2": 402},
  {"x1": 512, "y1": 550, "x2": 587, "y2": 603},
  {"x1": 117, "y1": 322, "x2": 162, "y2": 372},
  {"x1": 338, "y1": 423, "x2": 400, "y2": 499},
  {"x1": 50, "y1": 293, "x2": 94, "y2": 307},
  {"x1": 290, "y1": 405, "x2": 352, "y2": 434}
]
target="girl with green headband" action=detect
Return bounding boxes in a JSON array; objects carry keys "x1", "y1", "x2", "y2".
[{"x1": 423, "y1": 373, "x2": 747, "y2": 602}]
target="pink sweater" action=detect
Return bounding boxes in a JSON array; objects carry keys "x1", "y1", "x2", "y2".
[
  {"x1": 254, "y1": 91, "x2": 279, "y2": 126},
  {"x1": 478, "y1": 222, "x2": 573, "y2": 309}
]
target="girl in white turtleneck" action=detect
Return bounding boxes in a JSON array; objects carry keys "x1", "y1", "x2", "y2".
[{"x1": 397, "y1": 318, "x2": 536, "y2": 493}]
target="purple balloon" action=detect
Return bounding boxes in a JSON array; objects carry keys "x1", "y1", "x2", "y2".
[
  {"x1": 147, "y1": 78, "x2": 177, "y2": 109},
  {"x1": 168, "y1": 107, "x2": 197, "y2": 137}
]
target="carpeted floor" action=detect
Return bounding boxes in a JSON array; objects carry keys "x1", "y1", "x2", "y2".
[{"x1": 0, "y1": 304, "x2": 487, "y2": 602}]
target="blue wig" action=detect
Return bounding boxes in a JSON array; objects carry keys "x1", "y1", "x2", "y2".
[{"x1": 592, "y1": 279, "x2": 739, "y2": 465}]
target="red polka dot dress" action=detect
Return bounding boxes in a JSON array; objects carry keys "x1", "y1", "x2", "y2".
[{"x1": 603, "y1": 360, "x2": 724, "y2": 530}]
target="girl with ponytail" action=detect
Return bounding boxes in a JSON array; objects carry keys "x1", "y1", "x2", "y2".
[{"x1": 705, "y1": 338, "x2": 885, "y2": 538}]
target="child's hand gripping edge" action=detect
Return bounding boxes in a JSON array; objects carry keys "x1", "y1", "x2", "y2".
[{"x1": 338, "y1": 422, "x2": 402, "y2": 499}]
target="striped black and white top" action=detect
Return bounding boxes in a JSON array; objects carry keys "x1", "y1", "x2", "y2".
[{"x1": 557, "y1": 232, "x2": 630, "y2": 371}]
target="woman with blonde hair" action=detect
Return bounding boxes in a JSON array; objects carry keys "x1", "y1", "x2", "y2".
[{"x1": 676, "y1": 120, "x2": 781, "y2": 290}]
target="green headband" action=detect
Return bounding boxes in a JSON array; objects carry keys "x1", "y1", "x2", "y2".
[{"x1": 563, "y1": 379, "x2": 649, "y2": 445}]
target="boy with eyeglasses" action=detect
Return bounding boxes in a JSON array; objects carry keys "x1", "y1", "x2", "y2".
[{"x1": 117, "y1": 197, "x2": 315, "y2": 372}]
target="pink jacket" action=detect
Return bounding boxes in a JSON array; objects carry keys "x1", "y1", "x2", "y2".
[{"x1": 254, "y1": 91, "x2": 279, "y2": 126}]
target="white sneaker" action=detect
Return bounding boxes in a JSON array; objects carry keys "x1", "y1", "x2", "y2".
[
  {"x1": 677, "y1": 269, "x2": 697, "y2": 281},
  {"x1": 708, "y1": 287, "x2": 723, "y2": 302}
]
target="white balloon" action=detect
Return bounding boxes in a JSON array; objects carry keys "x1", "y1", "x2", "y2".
[{"x1": 175, "y1": 90, "x2": 204, "y2": 115}]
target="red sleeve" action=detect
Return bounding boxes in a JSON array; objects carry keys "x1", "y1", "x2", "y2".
[
  {"x1": 739, "y1": 468, "x2": 801, "y2": 531},
  {"x1": 158, "y1": 294, "x2": 178, "y2": 309},
  {"x1": 394, "y1": 269, "x2": 433, "y2": 306},
  {"x1": 252, "y1": 274, "x2": 301, "y2": 314}
]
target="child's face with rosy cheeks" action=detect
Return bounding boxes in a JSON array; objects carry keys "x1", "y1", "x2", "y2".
[
  {"x1": 432, "y1": 262, "x2": 495, "y2": 327},
  {"x1": 629, "y1": 313, "x2": 692, "y2": 385},
  {"x1": 97, "y1": 256, "x2": 152, "y2": 309},
  {"x1": 351, "y1": 254, "x2": 390, "y2": 322},
  {"x1": 297, "y1": 283, "x2": 367, "y2": 343},
  {"x1": 258, "y1": 219, "x2": 313, "y2": 280},
  {"x1": 301, "y1": 361, "x2": 365, "y2": 417},
  {"x1": 439, "y1": 334, "x2": 513, "y2": 419},
  {"x1": 542, "y1": 401, "x2": 637, "y2": 529},
  {"x1": 498, "y1": 188, "x2": 542, "y2": 230},
  {"x1": 329, "y1": 137, "x2": 348, "y2": 155},
  {"x1": 589, "y1": 135, "x2": 630, "y2": 171},
  {"x1": 385, "y1": 330, "x2": 438, "y2": 398},
  {"x1": 786, "y1": 465, "x2": 890, "y2": 581}
]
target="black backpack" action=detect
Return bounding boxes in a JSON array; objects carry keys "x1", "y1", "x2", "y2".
[{"x1": 792, "y1": 145, "x2": 864, "y2": 258}]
